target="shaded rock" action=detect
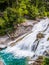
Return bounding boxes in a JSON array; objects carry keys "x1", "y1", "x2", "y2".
[
  {"x1": 0, "y1": 46, "x2": 7, "y2": 50},
  {"x1": 43, "y1": 50, "x2": 49, "y2": 57},
  {"x1": 37, "y1": 33, "x2": 44, "y2": 39}
]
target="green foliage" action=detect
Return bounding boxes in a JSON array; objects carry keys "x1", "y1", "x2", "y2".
[
  {"x1": 28, "y1": 5, "x2": 39, "y2": 19},
  {"x1": 0, "y1": 18, "x2": 6, "y2": 35},
  {"x1": 0, "y1": 7, "x2": 25, "y2": 35},
  {"x1": 42, "y1": 57, "x2": 49, "y2": 65},
  {"x1": 5, "y1": 7, "x2": 25, "y2": 24},
  {"x1": 0, "y1": 0, "x2": 6, "y2": 3},
  {"x1": 39, "y1": 6, "x2": 47, "y2": 18},
  {"x1": 0, "y1": 17, "x2": 9, "y2": 35},
  {"x1": 0, "y1": 0, "x2": 49, "y2": 35},
  {"x1": 0, "y1": 17, "x2": 5, "y2": 28},
  {"x1": 47, "y1": 12, "x2": 49, "y2": 17}
]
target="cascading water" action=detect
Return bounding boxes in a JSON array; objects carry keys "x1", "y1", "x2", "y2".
[{"x1": 0, "y1": 18, "x2": 49, "y2": 65}]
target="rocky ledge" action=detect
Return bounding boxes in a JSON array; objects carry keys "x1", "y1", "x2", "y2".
[{"x1": 0, "y1": 20, "x2": 38, "y2": 50}]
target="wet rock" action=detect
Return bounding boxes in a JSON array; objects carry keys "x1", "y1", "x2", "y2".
[
  {"x1": 43, "y1": 50, "x2": 49, "y2": 56},
  {"x1": 37, "y1": 33, "x2": 44, "y2": 39},
  {"x1": 0, "y1": 46, "x2": 7, "y2": 51}
]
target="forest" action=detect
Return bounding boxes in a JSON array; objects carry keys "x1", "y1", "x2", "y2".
[{"x1": 0, "y1": 0, "x2": 49, "y2": 35}]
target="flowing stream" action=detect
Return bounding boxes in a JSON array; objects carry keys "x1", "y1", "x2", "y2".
[{"x1": 0, "y1": 18, "x2": 49, "y2": 65}]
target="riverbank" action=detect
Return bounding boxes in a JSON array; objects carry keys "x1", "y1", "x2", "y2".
[
  {"x1": 0, "y1": 20, "x2": 38, "y2": 49},
  {"x1": 0, "y1": 18, "x2": 48, "y2": 49}
]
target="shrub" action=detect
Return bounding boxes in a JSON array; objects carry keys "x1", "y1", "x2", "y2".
[
  {"x1": 39, "y1": 7, "x2": 47, "y2": 18},
  {"x1": 0, "y1": 17, "x2": 5, "y2": 27},
  {"x1": 42, "y1": 57, "x2": 49, "y2": 65},
  {"x1": 0, "y1": 7, "x2": 25, "y2": 35},
  {"x1": 6, "y1": 7, "x2": 25, "y2": 24},
  {"x1": 28, "y1": 5, "x2": 39, "y2": 19},
  {"x1": 0, "y1": 17, "x2": 6, "y2": 35},
  {"x1": 47, "y1": 12, "x2": 49, "y2": 17}
]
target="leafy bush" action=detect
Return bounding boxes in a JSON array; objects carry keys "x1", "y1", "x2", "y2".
[
  {"x1": 0, "y1": 17, "x2": 5, "y2": 28},
  {"x1": 47, "y1": 12, "x2": 49, "y2": 17},
  {"x1": 39, "y1": 7, "x2": 47, "y2": 18},
  {"x1": 0, "y1": 17, "x2": 6, "y2": 35},
  {"x1": 0, "y1": 7, "x2": 25, "y2": 35},
  {"x1": 0, "y1": 17, "x2": 12, "y2": 35},
  {"x1": 28, "y1": 5, "x2": 39, "y2": 19},
  {"x1": 42, "y1": 57, "x2": 49, "y2": 65},
  {"x1": 0, "y1": 0, "x2": 6, "y2": 3}
]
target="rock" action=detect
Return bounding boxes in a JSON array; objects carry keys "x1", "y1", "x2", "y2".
[
  {"x1": 0, "y1": 60, "x2": 4, "y2": 65},
  {"x1": 36, "y1": 17, "x2": 40, "y2": 22},
  {"x1": 37, "y1": 33, "x2": 44, "y2": 39},
  {"x1": 0, "y1": 46, "x2": 7, "y2": 50},
  {"x1": 43, "y1": 50, "x2": 49, "y2": 56},
  {"x1": 32, "y1": 56, "x2": 43, "y2": 65},
  {"x1": 0, "y1": 35, "x2": 9, "y2": 44},
  {"x1": 0, "y1": 20, "x2": 38, "y2": 48},
  {"x1": 21, "y1": 20, "x2": 35, "y2": 27}
]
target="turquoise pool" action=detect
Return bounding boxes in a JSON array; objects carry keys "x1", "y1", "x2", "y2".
[{"x1": 0, "y1": 50, "x2": 28, "y2": 65}]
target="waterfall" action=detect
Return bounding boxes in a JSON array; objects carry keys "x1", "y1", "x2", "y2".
[{"x1": 0, "y1": 18, "x2": 49, "y2": 65}]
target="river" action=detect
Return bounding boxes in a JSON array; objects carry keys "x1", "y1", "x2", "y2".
[{"x1": 0, "y1": 18, "x2": 49, "y2": 65}]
